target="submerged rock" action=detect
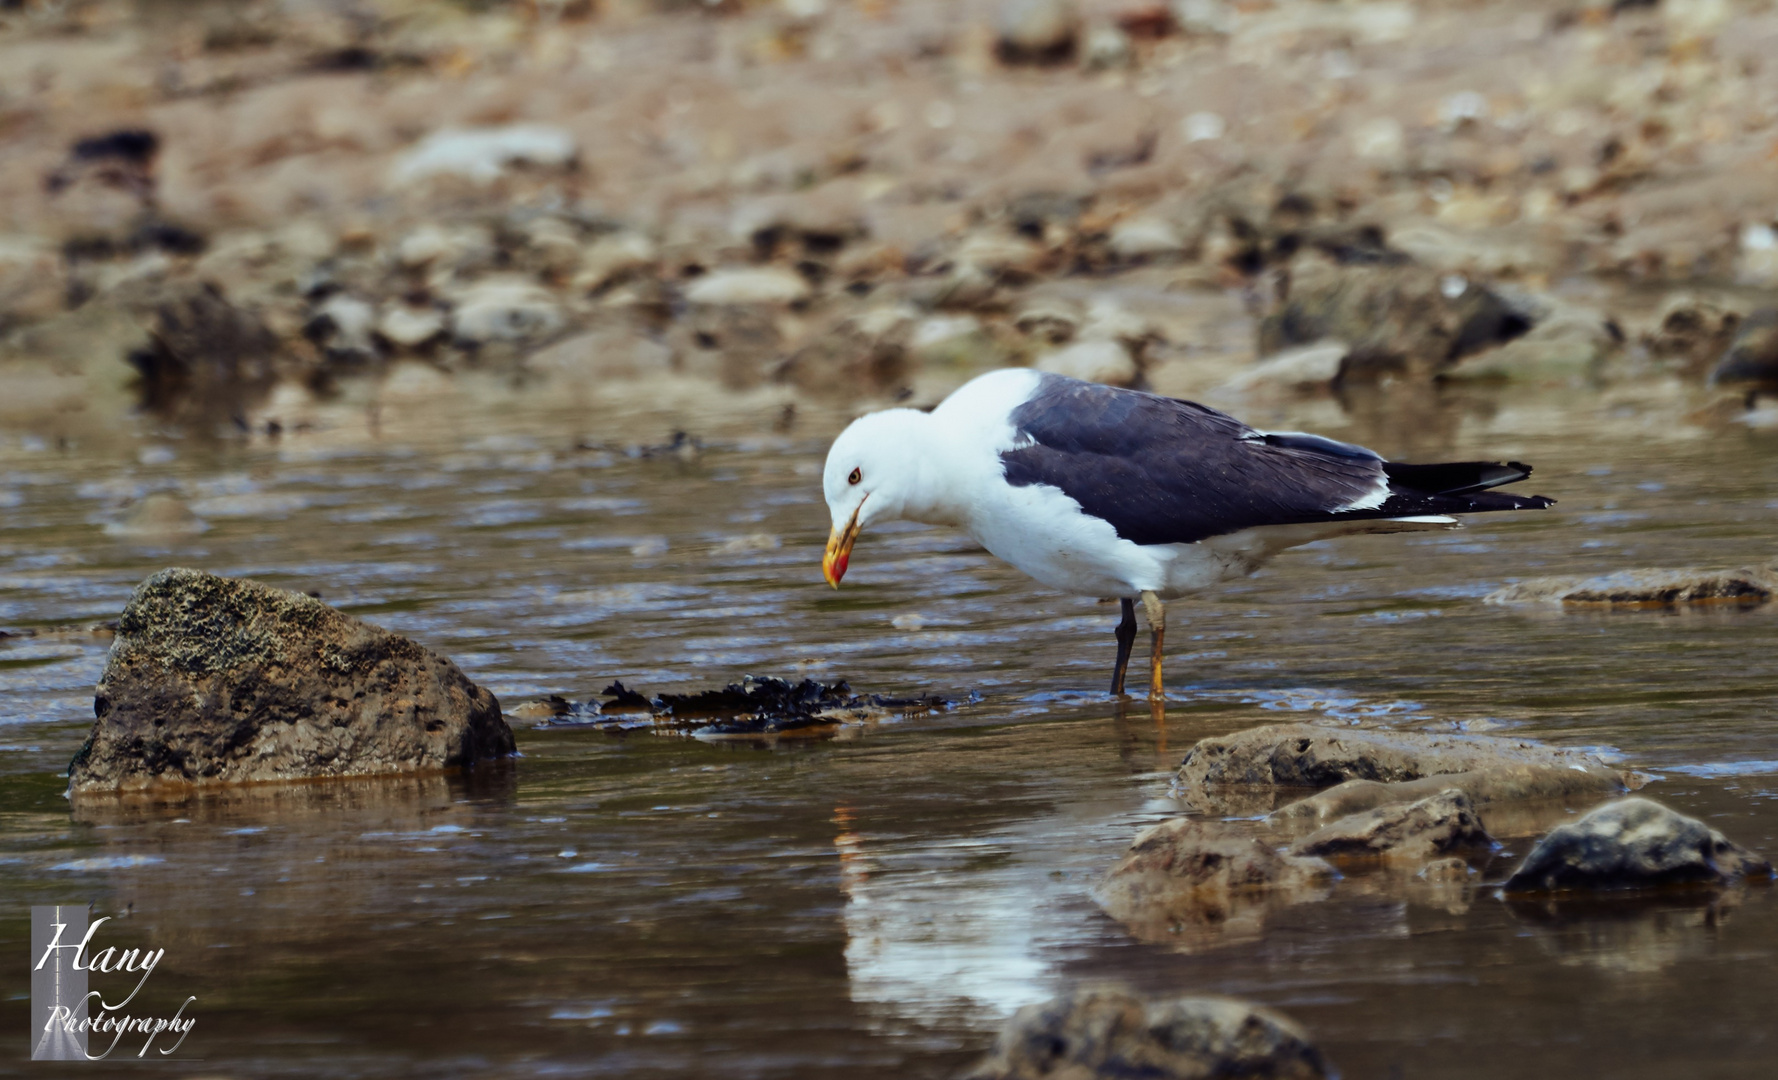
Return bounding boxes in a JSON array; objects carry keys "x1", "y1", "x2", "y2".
[
  {"x1": 531, "y1": 676, "x2": 957, "y2": 738},
  {"x1": 961, "y1": 986, "x2": 1328, "y2": 1080},
  {"x1": 1093, "y1": 817, "x2": 1332, "y2": 943},
  {"x1": 1288, "y1": 789, "x2": 1492, "y2": 862},
  {"x1": 71, "y1": 569, "x2": 513, "y2": 796},
  {"x1": 1484, "y1": 567, "x2": 1778, "y2": 607},
  {"x1": 1268, "y1": 763, "x2": 1629, "y2": 827},
  {"x1": 1503, "y1": 798, "x2": 1774, "y2": 894}
]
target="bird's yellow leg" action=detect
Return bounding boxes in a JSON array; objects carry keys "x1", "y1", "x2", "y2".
[{"x1": 1141, "y1": 591, "x2": 1166, "y2": 701}]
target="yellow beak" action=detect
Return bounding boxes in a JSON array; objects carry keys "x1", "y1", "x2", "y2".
[{"x1": 823, "y1": 505, "x2": 862, "y2": 587}]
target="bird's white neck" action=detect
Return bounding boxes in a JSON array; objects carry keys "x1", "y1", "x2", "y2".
[
  {"x1": 873, "y1": 410, "x2": 969, "y2": 528},
  {"x1": 878, "y1": 380, "x2": 1036, "y2": 529}
]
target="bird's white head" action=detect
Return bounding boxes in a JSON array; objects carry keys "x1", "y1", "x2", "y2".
[{"x1": 820, "y1": 408, "x2": 931, "y2": 587}]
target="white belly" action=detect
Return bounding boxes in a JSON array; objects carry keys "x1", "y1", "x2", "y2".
[{"x1": 960, "y1": 481, "x2": 1457, "y2": 600}]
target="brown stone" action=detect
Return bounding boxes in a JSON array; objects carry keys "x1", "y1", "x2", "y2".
[{"x1": 71, "y1": 568, "x2": 513, "y2": 796}]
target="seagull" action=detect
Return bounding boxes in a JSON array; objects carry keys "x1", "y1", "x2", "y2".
[{"x1": 820, "y1": 369, "x2": 1553, "y2": 700}]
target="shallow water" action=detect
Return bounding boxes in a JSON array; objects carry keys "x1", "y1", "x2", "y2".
[{"x1": 2, "y1": 388, "x2": 1777, "y2": 1078}]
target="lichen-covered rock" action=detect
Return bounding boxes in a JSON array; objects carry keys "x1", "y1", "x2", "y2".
[
  {"x1": 960, "y1": 986, "x2": 1328, "y2": 1080},
  {"x1": 1486, "y1": 567, "x2": 1778, "y2": 607},
  {"x1": 1093, "y1": 817, "x2": 1332, "y2": 942},
  {"x1": 70, "y1": 568, "x2": 513, "y2": 795},
  {"x1": 1503, "y1": 798, "x2": 1774, "y2": 894},
  {"x1": 1177, "y1": 722, "x2": 1612, "y2": 790},
  {"x1": 1288, "y1": 789, "x2": 1492, "y2": 862}
]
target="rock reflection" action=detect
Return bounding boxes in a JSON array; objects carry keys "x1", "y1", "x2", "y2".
[
  {"x1": 65, "y1": 766, "x2": 516, "y2": 965},
  {"x1": 1504, "y1": 890, "x2": 1749, "y2": 975}
]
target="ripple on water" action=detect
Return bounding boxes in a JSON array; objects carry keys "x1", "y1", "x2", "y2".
[{"x1": 2, "y1": 415, "x2": 1777, "y2": 1080}]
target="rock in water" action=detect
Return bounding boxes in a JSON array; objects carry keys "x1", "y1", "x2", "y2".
[
  {"x1": 1289, "y1": 789, "x2": 1492, "y2": 862},
  {"x1": 1503, "y1": 798, "x2": 1773, "y2": 893},
  {"x1": 71, "y1": 569, "x2": 513, "y2": 795},
  {"x1": 1093, "y1": 817, "x2": 1332, "y2": 943},
  {"x1": 1484, "y1": 567, "x2": 1778, "y2": 607},
  {"x1": 1178, "y1": 722, "x2": 1613, "y2": 789},
  {"x1": 961, "y1": 986, "x2": 1329, "y2": 1080}
]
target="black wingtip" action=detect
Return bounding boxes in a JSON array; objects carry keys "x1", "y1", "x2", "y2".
[{"x1": 1383, "y1": 459, "x2": 1537, "y2": 498}]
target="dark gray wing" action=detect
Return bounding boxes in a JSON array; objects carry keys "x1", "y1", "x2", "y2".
[{"x1": 999, "y1": 374, "x2": 1552, "y2": 546}]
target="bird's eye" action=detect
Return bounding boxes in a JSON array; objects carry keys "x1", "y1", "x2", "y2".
[{"x1": 847, "y1": 468, "x2": 862, "y2": 485}]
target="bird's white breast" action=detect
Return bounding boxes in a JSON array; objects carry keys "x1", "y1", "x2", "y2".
[{"x1": 916, "y1": 369, "x2": 1224, "y2": 598}]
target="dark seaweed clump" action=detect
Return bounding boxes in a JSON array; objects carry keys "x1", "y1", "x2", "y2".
[{"x1": 536, "y1": 676, "x2": 957, "y2": 736}]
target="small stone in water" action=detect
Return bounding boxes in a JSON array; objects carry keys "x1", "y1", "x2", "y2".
[{"x1": 537, "y1": 676, "x2": 957, "y2": 737}]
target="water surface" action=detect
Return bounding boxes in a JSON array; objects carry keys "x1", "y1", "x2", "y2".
[{"x1": 2, "y1": 388, "x2": 1776, "y2": 1077}]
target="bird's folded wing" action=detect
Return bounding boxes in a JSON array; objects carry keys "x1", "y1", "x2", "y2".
[{"x1": 999, "y1": 376, "x2": 1547, "y2": 547}]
